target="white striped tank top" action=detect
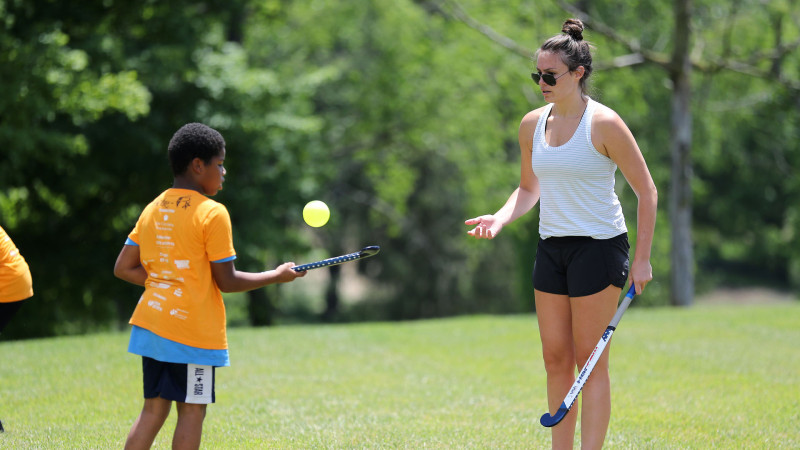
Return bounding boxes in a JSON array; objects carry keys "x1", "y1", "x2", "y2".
[{"x1": 531, "y1": 98, "x2": 627, "y2": 239}]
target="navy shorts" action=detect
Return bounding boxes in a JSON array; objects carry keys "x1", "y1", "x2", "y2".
[
  {"x1": 532, "y1": 233, "x2": 630, "y2": 297},
  {"x1": 141, "y1": 357, "x2": 216, "y2": 404}
]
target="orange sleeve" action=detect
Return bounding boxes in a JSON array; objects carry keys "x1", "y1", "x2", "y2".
[
  {"x1": 204, "y1": 204, "x2": 236, "y2": 263},
  {"x1": 0, "y1": 227, "x2": 34, "y2": 303}
]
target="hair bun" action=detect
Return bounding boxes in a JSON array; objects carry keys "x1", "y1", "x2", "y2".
[{"x1": 561, "y1": 18, "x2": 584, "y2": 41}]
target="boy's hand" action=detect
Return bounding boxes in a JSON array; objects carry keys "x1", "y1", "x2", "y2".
[
  {"x1": 211, "y1": 260, "x2": 305, "y2": 292},
  {"x1": 275, "y1": 262, "x2": 307, "y2": 282}
]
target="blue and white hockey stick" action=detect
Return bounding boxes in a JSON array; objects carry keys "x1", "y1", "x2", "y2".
[
  {"x1": 292, "y1": 246, "x2": 380, "y2": 272},
  {"x1": 540, "y1": 284, "x2": 637, "y2": 427}
]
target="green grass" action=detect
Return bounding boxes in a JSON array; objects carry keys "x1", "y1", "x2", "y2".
[{"x1": 1, "y1": 303, "x2": 799, "y2": 448}]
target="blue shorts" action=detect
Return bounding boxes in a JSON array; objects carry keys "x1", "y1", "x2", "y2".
[
  {"x1": 532, "y1": 233, "x2": 630, "y2": 297},
  {"x1": 141, "y1": 357, "x2": 216, "y2": 404}
]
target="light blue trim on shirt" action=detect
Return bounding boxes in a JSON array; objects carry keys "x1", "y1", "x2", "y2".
[
  {"x1": 128, "y1": 326, "x2": 230, "y2": 367},
  {"x1": 212, "y1": 255, "x2": 236, "y2": 263},
  {"x1": 125, "y1": 238, "x2": 138, "y2": 246}
]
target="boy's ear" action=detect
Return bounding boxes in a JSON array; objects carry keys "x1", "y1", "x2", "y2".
[{"x1": 190, "y1": 157, "x2": 206, "y2": 174}]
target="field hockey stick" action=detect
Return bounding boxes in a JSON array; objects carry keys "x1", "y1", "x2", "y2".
[
  {"x1": 292, "y1": 246, "x2": 380, "y2": 272},
  {"x1": 539, "y1": 284, "x2": 637, "y2": 427}
]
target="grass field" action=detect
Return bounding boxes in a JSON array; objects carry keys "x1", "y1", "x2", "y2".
[{"x1": 1, "y1": 302, "x2": 798, "y2": 449}]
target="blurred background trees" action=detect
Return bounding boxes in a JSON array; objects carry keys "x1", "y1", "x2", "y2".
[{"x1": 1, "y1": 0, "x2": 798, "y2": 339}]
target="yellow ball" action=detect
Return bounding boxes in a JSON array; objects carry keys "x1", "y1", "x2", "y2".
[{"x1": 303, "y1": 200, "x2": 330, "y2": 227}]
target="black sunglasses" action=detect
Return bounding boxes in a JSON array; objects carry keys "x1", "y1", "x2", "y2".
[{"x1": 531, "y1": 70, "x2": 570, "y2": 86}]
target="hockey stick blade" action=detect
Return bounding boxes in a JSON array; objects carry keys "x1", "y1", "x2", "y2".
[
  {"x1": 539, "y1": 285, "x2": 636, "y2": 428},
  {"x1": 292, "y1": 246, "x2": 380, "y2": 272},
  {"x1": 539, "y1": 403, "x2": 569, "y2": 427}
]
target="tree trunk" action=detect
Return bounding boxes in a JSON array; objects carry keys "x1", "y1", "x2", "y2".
[
  {"x1": 247, "y1": 287, "x2": 274, "y2": 326},
  {"x1": 669, "y1": 0, "x2": 694, "y2": 306},
  {"x1": 322, "y1": 264, "x2": 341, "y2": 322}
]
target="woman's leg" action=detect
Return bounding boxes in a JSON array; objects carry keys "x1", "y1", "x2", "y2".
[
  {"x1": 125, "y1": 396, "x2": 171, "y2": 450},
  {"x1": 173, "y1": 402, "x2": 207, "y2": 450},
  {"x1": 571, "y1": 284, "x2": 621, "y2": 450},
  {"x1": 535, "y1": 289, "x2": 577, "y2": 450}
]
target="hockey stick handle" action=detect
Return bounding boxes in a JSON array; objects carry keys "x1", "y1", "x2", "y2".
[
  {"x1": 609, "y1": 284, "x2": 637, "y2": 328},
  {"x1": 292, "y1": 246, "x2": 380, "y2": 272}
]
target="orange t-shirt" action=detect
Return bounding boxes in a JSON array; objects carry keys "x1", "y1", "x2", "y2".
[
  {"x1": 0, "y1": 226, "x2": 33, "y2": 303},
  {"x1": 128, "y1": 189, "x2": 236, "y2": 350}
]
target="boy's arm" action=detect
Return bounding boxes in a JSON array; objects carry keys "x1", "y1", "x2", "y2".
[
  {"x1": 210, "y1": 260, "x2": 306, "y2": 293},
  {"x1": 114, "y1": 245, "x2": 147, "y2": 286}
]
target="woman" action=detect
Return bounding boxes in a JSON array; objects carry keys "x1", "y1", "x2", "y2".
[{"x1": 465, "y1": 19, "x2": 657, "y2": 449}]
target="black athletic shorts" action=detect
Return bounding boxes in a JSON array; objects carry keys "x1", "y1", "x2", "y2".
[
  {"x1": 0, "y1": 300, "x2": 25, "y2": 334},
  {"x1": 532, "y1": 233, "x2": 630, "y2": 297},
  {"x1": 141, "y1": 356, "x2": 216, "y2": 404}
]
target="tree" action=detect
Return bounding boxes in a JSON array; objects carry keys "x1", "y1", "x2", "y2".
[
  {"x1": 0, "y1": 0, "x2": 325, "y2": 337},
  {"x1": 5, "y1": 0, "x2": 798, "y2": 339},
  {"x1": 436, "y1": 0, "x2": 800, "y2": 305},
  {"x1": 235, "y1": 0, "x2": 545, "y2": 320},
  {"x1": 1, "y1": 0, "x2": 153, "y2": 337},
  {"x1": 668, "y1": 0, "x2": 695, "y2": 306},
  {"x1": 560, "y1": 0, "x2": 800, "y2": 304}
]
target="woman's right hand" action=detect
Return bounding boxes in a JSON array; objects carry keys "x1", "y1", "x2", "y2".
[{"x1": 465, "y1": 215, "x2": 503, "y2": 239}]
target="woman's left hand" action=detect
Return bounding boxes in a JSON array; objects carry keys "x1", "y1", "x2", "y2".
[{"x1": 629, "y1": 258, "x2": 653, "y2": 295}]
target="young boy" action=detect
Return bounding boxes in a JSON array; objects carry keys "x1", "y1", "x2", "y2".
[
  {"x1": 1, "y1": 224, "x2": 34, "y2": 432},
  {"x1": 0, "y1": 226, "x2": 33, "y2": 333},
  {"x1": 114, "y1": 123, "x2": 306, "y2": 449}
]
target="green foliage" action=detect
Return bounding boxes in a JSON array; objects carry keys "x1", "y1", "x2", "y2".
[
  {"x1": 694, "y1": 83, "x2": 800, "y2": 288},
  {"x1": 235, "y1": 0, "x2": 550, "y2": 319},
  {"x1": 562, "y1": 0, "x2": 800, "y2": 299},
  {"x1": 2, "y1": 306, "x2": 799, "y2": 447},
  {"x1": 1, "y1": 0, "x2": 799, "y2": 338},
  {"x1": 687, "y1": 0, "x2": 800, "y2": 290}
]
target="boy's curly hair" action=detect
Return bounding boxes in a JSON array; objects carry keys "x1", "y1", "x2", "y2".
[{"x1": 168, "y1": 123, "x2": 226, "y2": 176}]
